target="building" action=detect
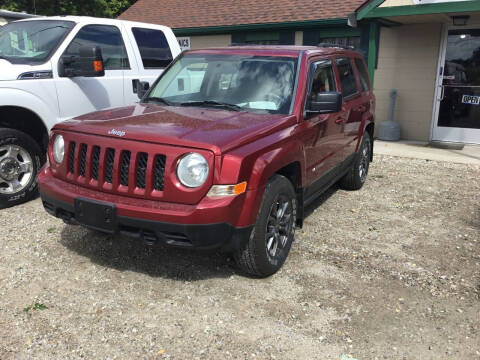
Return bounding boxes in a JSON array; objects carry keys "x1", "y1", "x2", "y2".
[
  {"x1": 0, "y1": 10, "x2": 37, "y2": 26},
  {"x1": 120, "y1": 0, "x2": 480, "y2": 145}
]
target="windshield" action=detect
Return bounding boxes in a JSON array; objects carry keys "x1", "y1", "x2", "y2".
[
  {"x1": 0, "y1": 20, "x2": 75, "y2": 65},
  {"x1": 145, "y1": 53, "x2": 298, "y2": 114}
]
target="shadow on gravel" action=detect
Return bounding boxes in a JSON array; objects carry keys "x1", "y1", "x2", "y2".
[
  {"x1": 59, "y1": 225, "x2": 235, "y2": 281},
  {"x1": 58, "y1": 183, "x2": 341, "y2": 281},
  {"x1": 303, "y1": 184, "x2": 339, "y2": 219},
  {"x1": 464, "y1": 206, "x2": 480, "y2": 231}
]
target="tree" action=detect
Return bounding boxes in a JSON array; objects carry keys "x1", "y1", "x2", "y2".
[{"x1": 0, "y1": 0, "x2": 137, "y2": 18}]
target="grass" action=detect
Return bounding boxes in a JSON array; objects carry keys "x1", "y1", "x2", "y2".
[{"x1": 23, "y1": 303, "x2": 48, "y2": 313}]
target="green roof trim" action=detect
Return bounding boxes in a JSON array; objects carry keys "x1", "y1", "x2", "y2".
[
  {"x1": 357, "y1": 0, "x2": 386, "y2": 21},
  {"x1": 364, "y1": 1, "x2": 480, "y2": 19},
  {"x1": 173, "y1": 18, "x2": 348, "y2": 36}
]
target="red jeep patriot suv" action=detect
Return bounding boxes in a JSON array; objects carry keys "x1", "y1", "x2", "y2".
[{"x1": 39, "y1": 46, "x2": 375, "y2": 277}]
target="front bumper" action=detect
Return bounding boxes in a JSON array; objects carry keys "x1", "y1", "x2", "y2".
[{"x1": 39, "y1": 168, "x2": 255, "y2": 251}]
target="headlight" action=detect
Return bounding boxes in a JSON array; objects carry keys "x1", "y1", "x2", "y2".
[
  {"x1": 52, "y1": 135, "x2": 65, "y2": 164},
  {"x1": 176, "y1": 153, "x2": 209, "y2": 188}
]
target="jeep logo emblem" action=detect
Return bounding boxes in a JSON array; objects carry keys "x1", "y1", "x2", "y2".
[{"x1": 108, "y1": 129, "x2": 126, "y2": 137}]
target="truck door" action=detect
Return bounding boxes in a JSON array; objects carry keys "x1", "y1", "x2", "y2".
[
  {"x1": 303, "y1": 58, "x2": 346, "y2": 197},
  {"x1": 122, "y1": 24, "x2": 181, "y2": 104},
  {"x1": 54, "y1": 24, "x2": 126, "y2": 121},
  {"x1": 335, "y1": 57, "x2": 364, "y2": 159},
  {"x1": 344, "y1": 57, "x2": 372, "y2": 157}
]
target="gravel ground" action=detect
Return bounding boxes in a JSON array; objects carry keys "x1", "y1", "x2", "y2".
[{"x1": 0, "y1": 155, "x2": 479, "y2": 360}]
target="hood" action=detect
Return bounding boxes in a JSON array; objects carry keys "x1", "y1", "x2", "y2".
[
  {"x1": 0, "y1": 59, "x2": 52, "y2": 81},
  {"x1": 55, "y1": 103, "x2": 297, "y2": 155}
]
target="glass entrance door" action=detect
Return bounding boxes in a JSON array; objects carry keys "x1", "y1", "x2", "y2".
[{"x1": 433, "y1": 28, "x2": 480, "y2": 144}]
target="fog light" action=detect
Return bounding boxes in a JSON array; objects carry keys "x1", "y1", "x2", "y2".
[{"x1": 207, "y1": 182, "x2": 247, "y2": 198}]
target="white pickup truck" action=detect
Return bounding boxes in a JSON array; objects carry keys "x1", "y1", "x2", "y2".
[{"x1": 0, "y1": 16, "x2": 181, "y2": 207}]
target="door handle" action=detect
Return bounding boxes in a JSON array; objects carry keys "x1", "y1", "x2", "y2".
[{"x1": 439, "y1": 85, "x2": 445, "y2": 101}]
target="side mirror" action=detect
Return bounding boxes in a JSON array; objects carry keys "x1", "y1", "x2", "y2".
[
  {"x1": 307, "y1": 92, "x2": 343, "y2": 115},
  {"x1": 59, "y1": 46, "x2": 105, "y2": 78},
  {"x1": 133, "y1": 79, "x2": 150, "y2": 99}
]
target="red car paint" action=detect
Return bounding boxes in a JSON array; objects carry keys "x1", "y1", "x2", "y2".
[{"x1": 39, "y1": 46, "x2": 375, "y2": 240}]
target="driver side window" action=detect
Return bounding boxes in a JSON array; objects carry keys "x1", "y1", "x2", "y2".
[
  {"x1": 63, "y1": 25, "x2": 129, "y2": 70},
  {"x1": 308, "y1": 59, "x2": 336, "y2": 104}
]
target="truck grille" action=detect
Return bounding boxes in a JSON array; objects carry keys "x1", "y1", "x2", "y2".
[{"x1": 66, "y1": 141, "x2": 165, "y2": 193}]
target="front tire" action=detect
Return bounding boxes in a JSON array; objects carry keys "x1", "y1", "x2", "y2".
[
  {"x1": 339, "y1": 133, "x2": 371, "y2": 191},
  {"x1": 0, "y1": 129, "x2": 44, "y2": 209},
  {"x1": 234, "y1": 175, "x2": 296, "y2": 277}
]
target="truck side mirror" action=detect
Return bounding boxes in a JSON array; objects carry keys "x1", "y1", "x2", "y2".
[
  {"x1": 307, "y1": 92, "x2": 343, "y2": 115},
  {"x1": 59, "y1": 46, "x2": 105, "y2": 78},
  {"x1": 133, "y1": 79, "x2": 150, "y2": 99}
]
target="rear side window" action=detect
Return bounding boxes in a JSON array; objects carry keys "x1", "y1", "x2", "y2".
[
  {"x1": 64, "y1": 25, "x2": 129, "y2": 70},
  {"x1": 355, "y1": 58, "x2": 370, "y2": 91},
  {"x1": 132, "y1": 27, "x2": 173, "y2": 69},
  {"x1": 336, "y1": 57, "x2": 358, "y2": 98}
]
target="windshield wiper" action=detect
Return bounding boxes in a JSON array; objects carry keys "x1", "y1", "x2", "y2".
[
  {"x1": 143, "y1": 97, "x2": 174, "y2": 106},
  {"x1": 179, "y1": 100, "x2": 243, "y2": 112}
]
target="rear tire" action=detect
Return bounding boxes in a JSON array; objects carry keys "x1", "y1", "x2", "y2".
[
  {"x1": 339, "y1": 133, "x2": 371, "y2": 191},
  {"x1": 234, "y1": 175, "x2": 296, "y2": 277},
  {"x1": 0, "y1": 129, "x2": 44, "y2": 209}
]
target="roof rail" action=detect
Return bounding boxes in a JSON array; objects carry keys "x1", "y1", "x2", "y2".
[
  {"x1": 228, "y1": 43, "x2": 269, "y2": 46},
  {"x1": 317, "y1": 42, "x2": 355, "y2": 50}
]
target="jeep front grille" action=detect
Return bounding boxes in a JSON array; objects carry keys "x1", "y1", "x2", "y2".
[{"x1": 66, "y1": 141, "x2": 165, "y2": 194}]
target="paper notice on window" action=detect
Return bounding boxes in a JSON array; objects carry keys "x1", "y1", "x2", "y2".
[{"x1": 461, "y1": 95, "x2": 480, "y2": 105}]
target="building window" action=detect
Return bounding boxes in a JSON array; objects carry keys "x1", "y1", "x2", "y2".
[
  {"x1": 304, "y1": 27, "x2": 361, "y2": 50},
  {"x1": 319, "y1": 36, "x2": 360, "y2": 49},
  {"x1": 244, "y1": 32, "x2": 280, "y2": 45}
]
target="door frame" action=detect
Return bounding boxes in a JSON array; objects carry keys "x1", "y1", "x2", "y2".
[{"x1": 431, "y1": 22, "x2": 480, "y2": 144}]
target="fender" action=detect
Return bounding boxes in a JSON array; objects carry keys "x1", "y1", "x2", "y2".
[
  {"x1": 247, "y1": 140, "x2": 305, "y2": 191},
  {"x1": 0, "y1": 87, "x2": 57, "y2": 131},
  {"x1": 220, "y1": 131, "x2": 306, "y2": 227},
  {"x1": 354, "y1": 102, "x2": 375, "y2": 152}
]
